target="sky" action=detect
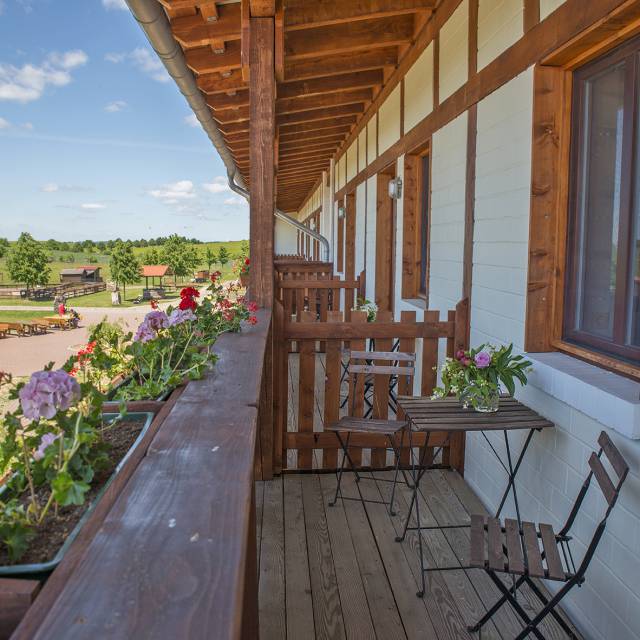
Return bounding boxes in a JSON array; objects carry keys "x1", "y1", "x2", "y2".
[{"x1": 0, "y1": 0, "x2": 249, "y2": 242}]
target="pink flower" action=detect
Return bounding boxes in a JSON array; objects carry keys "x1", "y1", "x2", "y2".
[
  {"x1": 456, "y1": 349, "x2": 466, "y2": 361},
  {"x1": 248, "y1": 316, "x2": 258, "y2": 325},
  {"x1": 474, "y1": 351, "x2": 491, "y2": 369},
  {"x1": 33, "y1": 432, "x2": 60, "y2": 461},
  {"x1": 246, "y1": 301, "x2": 258, "y2": 313},
  {"x1": 19, "y1": 370, "x2": 81, "y2": 421}
]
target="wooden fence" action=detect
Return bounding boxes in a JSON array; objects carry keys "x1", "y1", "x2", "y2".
[
  {"x1": 0, "y1": 282, "x2": 106, "y2": 300},
  {"x1": 272, "y1": 298, "x2": 470, "y2": 475}
]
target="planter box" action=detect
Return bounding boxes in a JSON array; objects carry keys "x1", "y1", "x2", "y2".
[{"x1": 0, "y1": 412, "x2": 154, "y2": 580}]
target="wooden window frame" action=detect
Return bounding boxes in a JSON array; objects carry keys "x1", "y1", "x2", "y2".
[
  {"x1": 527, "y1": 20, "x2": 640, "y2": 380},
  {"x1": 402, "y1": 141, "x2": 431, "y2": 301}
]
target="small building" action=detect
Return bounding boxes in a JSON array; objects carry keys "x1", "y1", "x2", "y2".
[
  {"x1": 194, "y1": 269, "x2": 209, "y2": 283},
  {"x1": 60, "y1": 266, "x2": 102, "y2": 284},
  {"x1": 140, "y1": 264, "x2": 173, "y2": 289}
]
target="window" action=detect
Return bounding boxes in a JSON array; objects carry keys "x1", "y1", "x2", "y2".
[
  {"x1": 565, "y1": 38, "x2": 640, "y2": 365},
  {"x1": 419, "y1": 154, "x2": 430, "y2": 296}
]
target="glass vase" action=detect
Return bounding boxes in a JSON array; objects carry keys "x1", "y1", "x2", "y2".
[{"x1": 460, "y1": 383, "x2": 500, "y2": 413}]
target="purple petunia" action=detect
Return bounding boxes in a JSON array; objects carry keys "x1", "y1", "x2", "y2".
[
  {"x1": 33, "y1": 432, "x2": 60, "y2": 461},
  {"x1": 167, "y1": 308, "x2": 196, "y2": 327},
  {"x1": 474, "y1": 351, "x2": 492, "y2": 369},
  {"x1": 19, "y1": 369, "x2": 81, "y2": 421}
]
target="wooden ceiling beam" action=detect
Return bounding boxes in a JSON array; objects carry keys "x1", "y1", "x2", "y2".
[
  {"x1": 277, "y1": 103, "x2": 364, "y2": 126},
  {"x1": 278, "y1": 69, "x2": 384, "y2": 99},
  {"x1": 278, "y1": 116, "x2": 357, "y2": 135},
  {"x1": 185, "y1": 41, "x2": 241, "y2": 74},
  {"x1": 279, "y1": 125, "x2": 352, "y2": 141},
  {"x1": 171, "y1": 3, "x2": 241, "y2": 49},
  {"x1": 277, "y1": 163, "x2": 330, "y2": 176},
  {"x1": 218, "y1": 120, "x2": 250, "y2": 135},
  {"x1": 280, "y1": 136, "x2": 346, "y2": 152},
  {"x1": 284, "y1": 47, "x2": 398, "y2": 82},
  {"x1": 249, "y1": 0, "x2": 275, "y2": 16},
  {"x1": 211, "y1": 105, "x2": 250, "y2": 123},
  {"x1": 198, "y1": 70, "x2": 247, "y2": 94},
  {"x1": 285, "y1": 14, "x2": 415, "y2": 60},
  {"x1": 206, "y1": 89, "x2": 250, "y2": 110},
  {"x1": 276, "y1": 88, "x2": 372, "y2": 115},
  {"x1": 199, "y1": 2, "x2": 219, "y2": 23},
  {"x1": 285, "y1": 0, "x2": 435, "y2": 31}
]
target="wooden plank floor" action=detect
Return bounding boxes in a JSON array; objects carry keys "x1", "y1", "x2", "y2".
[{"x1": 257, "y1": 469, "x2": 582, "y2": 640}]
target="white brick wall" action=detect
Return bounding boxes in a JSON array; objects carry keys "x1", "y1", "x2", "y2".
[
  {"x1": 365, "y1": 174, "x2": 377, "y2": 302},
  {"x1": 428, "y1": 110, "x2": 468, "y2": 320},
  {"x1": 471, "y1": 66, "x2": 533, "y2": 351}
]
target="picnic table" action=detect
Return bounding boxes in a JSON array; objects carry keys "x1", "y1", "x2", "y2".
[{"x1": 41, "y1": 315, "x2": 77, "y2": 330}]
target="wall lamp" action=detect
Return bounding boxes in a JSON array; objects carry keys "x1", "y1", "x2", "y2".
[
  {"x1": 337, "y1": 205, "x2": 346, "y2": 219},
  {"x1": 388, "y1": 176, "x2": 403, "y2": 200}
]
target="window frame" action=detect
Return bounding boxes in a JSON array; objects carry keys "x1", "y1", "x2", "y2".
[{"x1": 563, "y1": 36, "x2": 640, "y2": 365}]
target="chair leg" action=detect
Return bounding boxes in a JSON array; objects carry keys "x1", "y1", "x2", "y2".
[
  {"x1": 524, "y1": 577, "x2": 581, "y2": 639},
  {"x1": 513, "y1": 579, "x2": 579, "y2": 640},
  {"x1": 468, "y1": 574, "x2": 527, "y2": 633},
  {"x1": 329, "y1": 432, "x2": 351, "y2": 507},
  {"x1": 387, "y1": 431, "x2": 404, "y2": 517}
]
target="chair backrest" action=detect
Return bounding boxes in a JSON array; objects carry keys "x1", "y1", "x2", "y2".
[
  {"x1": 345, "y1": 350, "x2": 416, "y2": 417},
  {"x1": 562, "y1": 431, "x2": 629, "y2": 577}
]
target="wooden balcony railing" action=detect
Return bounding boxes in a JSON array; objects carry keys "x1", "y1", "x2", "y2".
[{"x1": 13, "y1": 309, "x2": 273, "y2": 640}]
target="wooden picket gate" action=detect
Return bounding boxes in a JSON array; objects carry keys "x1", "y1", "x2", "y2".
[{"x1": 272, "y1": 298, "x2": 470, "y2": 474}]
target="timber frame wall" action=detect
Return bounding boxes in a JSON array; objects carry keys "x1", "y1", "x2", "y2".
[{"x1": 325, "y1": 0, "x2": 640, "y2": 379}]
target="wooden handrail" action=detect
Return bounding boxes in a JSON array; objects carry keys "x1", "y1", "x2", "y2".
[
  {"x1": 284, "y1": 320, "x2": 454, "y2": 339},
  {"x1": 14, "y1": 309, "x2": 272, "y2": 640}
]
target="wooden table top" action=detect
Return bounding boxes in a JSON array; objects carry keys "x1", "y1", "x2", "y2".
[{"x1": 397, "y1": 396, "x2": 555, "y2": 432}]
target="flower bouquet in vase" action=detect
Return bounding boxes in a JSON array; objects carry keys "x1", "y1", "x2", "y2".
[{"x1": 432, "y1": 344, "x2": 532, "y2": 413}]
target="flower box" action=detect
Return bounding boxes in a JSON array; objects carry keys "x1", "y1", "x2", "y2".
[{"x1": 0, "y1": 412, "x2": 154, "y2": 579}]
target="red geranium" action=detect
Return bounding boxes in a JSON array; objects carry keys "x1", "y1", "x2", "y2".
[
  {"x1": 180, "y1": 286, "x2": 200, "y2": 300},
  {"x1": 179, "y1": 297, "x2": 197, "y2": 311},
  {"x1": 245, "y1": 258, "x2": 250, "y2": 266},
  {"x1": 246, "y1": 301, "x2": 258, "y2": 313},
  {"x1": 248, "y1": 316, "x2": 258, "y2": 325}
]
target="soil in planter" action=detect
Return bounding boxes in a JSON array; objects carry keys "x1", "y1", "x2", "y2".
[{"x1": 0, "y1": 419, "x2": 145, "y2": 566}]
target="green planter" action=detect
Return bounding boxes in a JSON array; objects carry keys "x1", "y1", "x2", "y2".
[{"x1": 0, "y1": 411, "x2": 154, "y2": 579}]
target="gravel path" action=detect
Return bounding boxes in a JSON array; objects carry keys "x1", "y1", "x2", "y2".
[{"x1": 0, "y1": 307, "x2": 154, "y2": 377}]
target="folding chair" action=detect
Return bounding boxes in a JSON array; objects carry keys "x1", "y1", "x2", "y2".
[
  {"x1": 468, "y1": 431, "x2": 629, "y2": 640},
  {"x1": 328, "y1": 350, "x2": 416, "y2": 516}
]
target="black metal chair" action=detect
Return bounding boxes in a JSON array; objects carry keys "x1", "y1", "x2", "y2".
[
  {"x1": 468, "y1": 430, "x2": 629, "y2": 640},
  {"x1": 328, "y1": 350, "x2": 416, "y2": 516}
]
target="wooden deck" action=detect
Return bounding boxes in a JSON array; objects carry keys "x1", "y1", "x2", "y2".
[{"x1": 256, "y1": 469, "x2": 581, "y2": 640}]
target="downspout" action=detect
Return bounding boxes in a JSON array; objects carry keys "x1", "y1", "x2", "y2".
[{"x1": 125, "y1": 0, "x2": 330, "y2": 261}]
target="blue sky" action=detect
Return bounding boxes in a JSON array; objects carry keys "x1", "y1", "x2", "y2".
[{"x1": 0, "y1": 0, "x2": 248, "y2": 241}]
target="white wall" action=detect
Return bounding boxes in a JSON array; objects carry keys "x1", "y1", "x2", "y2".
[
  {"x1": 439, "y1": 0, "x2": 469, "y2": 101},
  {"x1": 365, "y1": 174, "x2": 377, "y2": 302},
  {"x1": 274, "y1": 218, "x2": 298, "y2": 255},
  {"x1": 378, "y1": 85, "x2": 401, "y2": 154},
  {"x1": 540, "y1": 0, "x2": 566, "y2": 20},
  {"x1": 355, "y1": 182, "x2": 367, "y2": 276},
  {"x1": 428, "y1": 111, "x2": 468, "y2": 320},
  {"x1": 477, "y1": 0, "x2": 523, "y2": 70},
  {"x1": 470, "y1": 67, "x2": 533, "y2": 350},
  {"x1": 404, "y1": 42, "x2": 434, "y2": 132}
]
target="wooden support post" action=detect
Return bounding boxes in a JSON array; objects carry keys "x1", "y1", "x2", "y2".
[{"x1": 249, "y1": 16, "x2": 275, "y2": 308}]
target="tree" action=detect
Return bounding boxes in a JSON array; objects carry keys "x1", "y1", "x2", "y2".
[
  {"x1": 204, "y1": 247, "x2": 218, "y2": 272},
  {"x1": 6, "y1": 233, "x2": 50, "y2": 290},
  {"x1": 143, "y1": 247, "x2": 161, "y2": 265},
  {"x1": 0, "y1": 238, "x2": 9, "y2": 259},
  {"x1": 161, "y1": 234, "x2": 200, "y2": 284},
  {"x1": 218, "y1": 247, "x2": 230, "y2": 270},
  {"x1": 109, "y1": 241, "x2": 140, "y2": 301}
]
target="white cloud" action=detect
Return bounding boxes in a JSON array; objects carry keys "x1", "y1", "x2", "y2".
[
  {"x1": 105, "y1": 47, "x2": 170, "y2": 83},
  {"x1": 41, "y1": 182, "x2": 59, "y2": 192},
  {"x1": 102, "y1": 0, "x2": 128, "y2": 9},
  {"x1": 104, "y1": 100, "x2": 127, "y2": 113},
  {"x1": 148, "y1": 180, "x2": 196, "y2": 203},
  {"x1": 184, "y1": 113, "x2": 199, "y2": 127},
  {"x1": 0, "y1": 50, "x2": 88, "y2": 103},
  {"x1": 81, "y1": 203, "x2": 107, "y2": 210},
  {"x1": 22, "y1": 121, "x2": 33, "y2": 130},
  {"x1": 0, "y1": 117, "x2": 9, "y2": 129},
  {"x1": 224, "y1": 196, "x2": 247, "y2": 207},
  {"x1": 41, "y1": 182, "x2": 93, "y2": 193},
  {"x1": 202, "y1": 176, "x2": 230, "y2": 194}
]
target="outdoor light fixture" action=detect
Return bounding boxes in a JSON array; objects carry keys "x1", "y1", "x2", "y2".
[
  {"x1": 310, "y1": 219, "x2": 316, "y2": 231},
  {"x1": 337, "y1": 205, "x2": 346, "y2": 219},
  {"x1": 388, "y1": 177, "x2": 403, "y2": 200}
]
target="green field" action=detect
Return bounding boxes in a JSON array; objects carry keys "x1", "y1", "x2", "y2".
[
  {"x1": 0, "y1": 310, "x2": 53, "y2": 323},
  {"x1": 0, "y1": 240, "x2": 247, "y2": 286}
]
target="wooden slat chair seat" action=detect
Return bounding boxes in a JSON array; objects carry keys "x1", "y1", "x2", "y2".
[
  {"x1": 327, "y1": 416, "x2": 409, "y2": 435},
  {"x1": 468, "y1": 431, "x2": 629, "y2": 640},
  {"x1": 0, "y1": 323, "x2": 9, "y2": 338},
  {"x1": 328, "y1": 350, "x2": 416, "y2": 517}
]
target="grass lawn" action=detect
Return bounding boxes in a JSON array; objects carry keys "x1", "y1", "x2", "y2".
[
  {"x1": 0, "y1": 286, "x2": 186, "y2": 308},
  {"x1": 0, "y1": 310, "x2": 54, "y2": 323}
]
